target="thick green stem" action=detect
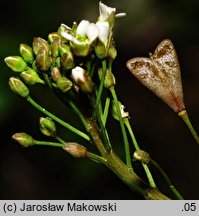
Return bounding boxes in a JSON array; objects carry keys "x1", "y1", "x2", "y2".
[
  {"x1": 178, "y1": 110, "x2": 199, "y2": 144},
  {"x1": 86, "y1": 117, "x2": 170, "y2": 200},
  {"x1": 26, "y1": 96, "x2": 90, "y2": 141}
]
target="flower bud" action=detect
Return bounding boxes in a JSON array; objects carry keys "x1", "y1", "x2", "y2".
[
  {"x1": 60, "y1": 52, "x2": 74, "y2": 71},
  {"x1": 12, "y1": 132, "x2": 35, "y2": 147},
  {"x1": 98, "y1": 68, "x2": 115, "y2": 88},
  {"x1": 59, "y1": 43, "x2": 71, "y2": 56},
  {"x1": 133, "y1": 150, "x2": 151, "y2": 164},
  {"x1": 50, "y1": 38, "x2": 61, "y2": 59},
  {"x1": 9, "y1": 77, "x2": 29, "y2": 97},
  {"x1": 48, "y1": 32, "x2": 61, "y2": 43},
  {"x1": 111, "y1": 100, "x2": 129, "y2": 121},
  {"x1": 32, "y1": 37, "x2": 49, "y2": 55},
  {"x1": 51, "y1": 67, "x2": 61, "y2": 82},
  {"x1": 36, "y1": 48, "x2": 51, "y2": 72},
  {"x1": 63, "y1": 142, "x2": 88, "y2": 158},
  {"x1": 107, "y1": 43, "x2": 117, "y2": 61},
  {"x1": 57, "y1": 76, "x2": 72, "y2": 93},
  {"x1": 71, "y1": 66, "x2": 94, "y2": 94},
  {"x1": 95, "y1": 40, "x2": 107, "y2": 59},
  {"x1": 19, "y1": 44, "x2": 34, "y2": 64},
  {"x1": 4, "y1": 56, "x2": 28, "y2": 72},
  {"x1": 20, "y1": 69, "x2": 44, "y2": 85},
  {"x1": 39, "y1": 117, "x2": 56, "y2": 137}
]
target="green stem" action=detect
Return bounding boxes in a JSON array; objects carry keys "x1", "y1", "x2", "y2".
[
  {"x1": 67, "y1": 99, "x2": 89, "y2": 131},
  {"x1": 110, "y1": 86, "x2": 132, "y2": 169},
  {"x1": 34, "y1": 140, "x2": 63, "y2": 148},
  {"x1": 55, "y1": 136, "x2": 66, "y2": 144},
  {"x1": 87, "y1": 152, "x2": 107, "y2": 164},
  {"x1": 96, "y1": 59, "x2": 107, "y2": 106},
  {"x1": 26, "y1": 96, "x2": 90, "y2": 141},
  {"x1": 124, "y1": 118, "x2": 156, "y2": 188},
  {"x1": 150, "y1": 159, "x2": 183, "y2": 200},
  {"x1": 86, "y1": 117, "x2": 170, "y2": 200},
  {"x1": 103, "y1": 97, "x2": 111, "y2": 126},
  {"x1": 178, "y1": 110, "x2": 199, "y2": 144},
  {"x1": 92, "y1": 95, "x2": 112, "y2": 152}
]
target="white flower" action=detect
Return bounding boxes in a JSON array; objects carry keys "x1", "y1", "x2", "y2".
[
  {"x1": 121, "y1": 105, "x2": 129, "y2": 118},
  {"x1": 61, "y1": 20, "x2": 98, "y2": 46}
]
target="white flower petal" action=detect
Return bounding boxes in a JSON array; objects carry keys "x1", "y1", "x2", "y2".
[
  {"x1": 76, "y1": 20, "x2": 90, "y2": 37},
  {"x1": 61, "y1": 32, "x2": 83, "y2": 45},
  {"x1": 60, "y1": 23, "x2": 71, "y2": 30},
  {"x1": 96, "y1": 21, "x2": 110, "y2": 46},
  {"x1": 71, "y1": 66, "x2": 85, "y2": 83},
  {"x1": 99, "y1": 1, "x2": 116, "y2": 21},
  {"x1": 86, "y1": 23, "x2": 99, "y2": 44},
  {"x1": 115, "y1": 13, "x2": 126, "y2": 18}
]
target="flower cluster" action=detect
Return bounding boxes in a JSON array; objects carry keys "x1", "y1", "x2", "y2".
[{"x1": 5, "y1": 2, "x2": 125, "y2": 98}]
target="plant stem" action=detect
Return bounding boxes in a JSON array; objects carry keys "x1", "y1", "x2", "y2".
[
  {"x1": 110, "y1": 86, "x2": 132, "y2": 169},
  {"x1": 96, "y1": 59, "x2": 107, "y2": 106},
  {"x1": 124, "y1": 118, "x2": 156, "y2": 188},
  {"x1": 26, "y1": 96, "x2": 90, "y2": 141},
  {"x1": 87, "y1": 152, "x2": 107, "y2": 164},
  {"x1": 150, "y1": 159, "x2": 183, "y2": 200},
  {"x1": 86, "y1": 117, "x2": 170, "y2": 200},
  {"x1": 67, "y1": 99, "x2": 89, "y2": 131},
  {"x1": 103, "y1": 97, "x2": 111, "y2": 126},
  {"x1": 55, "y1": 136, "x2": 66, "y2": 144},
  {"x1": 178, "y1": 110, "x2": 199, "y2": 144},
  {"x1": 34, "y1": 140, "x2": 63, "y2": 148}
]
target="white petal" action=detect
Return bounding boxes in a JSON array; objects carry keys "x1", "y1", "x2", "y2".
[
  {"x1": 61, "y1": 32, "x2": 83, "y2": 45},
  {"x1": 86, "y1": 23, "x2": 98, "y2": 43},
  {"x1": 71, "y1": 66, "x2": 85, "y2": 83},
  {"x1": 96, "y1": 21, "x2": 110, "y2": 46},
  {"x1": 99, "y1": 1, "x2": 116, "y2": 21},
  {"x1": 60, "y1": 23, "x2": 71, "y2": 30},
  {"x1": 76, "y1": 20, "x2": 90, "y2": 37},
  {"x1": 115, "y1": 13, "x2": 126, "y2": 18}
]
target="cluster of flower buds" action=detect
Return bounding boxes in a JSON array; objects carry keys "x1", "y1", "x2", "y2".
[{"x1": 5, "y1": 2, "x2": 125, "y2": 98}]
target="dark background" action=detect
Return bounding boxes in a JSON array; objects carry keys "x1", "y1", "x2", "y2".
[{"x1": 1, "y1": 0, "x2": 199, "y2": 199}]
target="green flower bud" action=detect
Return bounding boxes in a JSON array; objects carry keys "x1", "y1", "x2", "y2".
[
  {"x1": 32, "y1": 37, "x2": 49, "y2": 55},
  {"x1": 9, "y1": 77, "x2": 29, "y2": 97},
  {"x1": 39, "y1": 117, "x2": 56, "y2": 137},
  {"x1": 60, "y1": 52, "x2": 74, "y2": 71},
  {"x1": 71, "y1": 66, "x2": 94, "y2": 94},
  {"x1": 95, "y1": 41, "x2": 107, "y2": 59},
  {"x1": 71, "y1": 43, "x2": 90, "y2": 57},
  {"x1": 107, "y1": 43, "x2": 117, "y2": 61},
  {"x1": 20, "y1": 69, "x2": 44, "y2": 85},
  {"x1": 98, "y1": 68, "x2": 115, "y2": 88},
  {"x1": 19, "y1": 44, "x2": 34, "y2": 64},
  {"x1": 36, "y1": 48, "x2": 51, "y2": 72},
  {"x1": 50, "y1": 38, "x2": 61, "y2": 59},
  {"x1": 48, "y1": 32, "x2": 61, "y2": 43},
  {"x1": 4, "y1": 56, "x2": 28, "y2": 72},
  {"x1": 12, "y1": 132, "x2": 35, "y2": 147},
  {"x1": 51, "y1": 67, "x2": 61, "y2": 82},
  {"x1": 59, "y1": 43, "x2": 71, "y2": 56},
  {"x1": 57, "y1": 76, "x2": 72, "y2": 93},
  {"x1": 111, "y1": 100, "x2": 129, "y2": 121},
  {"x1": 63, "y1": 142, "x2": 88, "y2": 158},
  {"x1": 133, "y1": 150, "x2": 151, "y2": 164}
]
